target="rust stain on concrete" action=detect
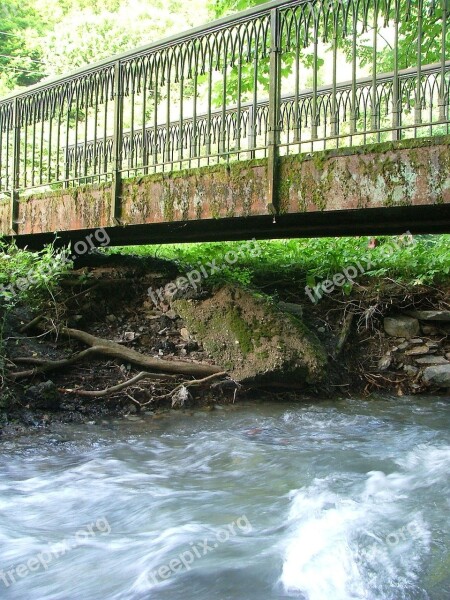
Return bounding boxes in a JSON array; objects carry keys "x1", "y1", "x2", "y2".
[{"x1": 1, "y1": 137, "x2": 448, "y2": 237}]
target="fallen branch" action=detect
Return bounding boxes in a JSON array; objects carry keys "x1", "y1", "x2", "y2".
[{"x1": 59, "y1": 371, "x2": 177, "y2": 398}]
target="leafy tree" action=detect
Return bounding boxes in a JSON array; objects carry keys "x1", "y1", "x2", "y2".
[{"x1": 0, "y1": 0, "x2": 46, "y2": 92}]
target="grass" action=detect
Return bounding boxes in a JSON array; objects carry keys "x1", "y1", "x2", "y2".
[{"x1": 107, "y1": 234, "x2": 450, "y2": 290}]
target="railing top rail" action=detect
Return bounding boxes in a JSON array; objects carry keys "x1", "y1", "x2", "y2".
[{"x1": 0, "y1": 0, "x2": 301, "y2": 106}]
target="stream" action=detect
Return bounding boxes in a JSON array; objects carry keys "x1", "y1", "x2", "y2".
[{"x1": 0, "y1": 396, "x2": 449, "y2": 599}]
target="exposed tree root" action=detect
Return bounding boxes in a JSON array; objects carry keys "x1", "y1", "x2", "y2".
[
  {"x1": 10, "y1": 323, "x2": 224, "y2": 384},
  {"x1": 58, "y1": 326, "x2": 223, "y2": 377}
]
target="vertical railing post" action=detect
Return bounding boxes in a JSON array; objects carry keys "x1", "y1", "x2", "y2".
[
  {"x1": 111, "y1": 60, "x2": 124, "y2": 223},
  {"x1": 267, "y1": 7, "x2": 281, "y2": 214},
  {"x1": 247, "y1": 104, "x2": 255, "y2": 158},
  {"x1": 391, "y1": 1, "x2": 400, "y2": 141},
  {"x1": 10, "y1": 98, "x2": 20, "y2": 234},
  {"x1": 438, "y1": 0, "x2": 448, "y2": 122}
]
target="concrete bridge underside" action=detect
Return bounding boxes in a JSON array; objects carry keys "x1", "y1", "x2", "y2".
[{"x1": 2, "y1": 136, "x2": 449, "y2": 249}]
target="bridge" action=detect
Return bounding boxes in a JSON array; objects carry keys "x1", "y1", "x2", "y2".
[{"x1": 0, "y1": 0, "x2": 449, "y2": 248}]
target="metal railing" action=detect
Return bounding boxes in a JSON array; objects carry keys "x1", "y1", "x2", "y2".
[{"x1": 0, "y1": 0, "x2": 449, "y2": 232}]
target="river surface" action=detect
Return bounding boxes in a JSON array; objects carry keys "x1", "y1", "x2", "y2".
[{"x1": 0, "y1": 396, "x2": 449, "y2": 600}]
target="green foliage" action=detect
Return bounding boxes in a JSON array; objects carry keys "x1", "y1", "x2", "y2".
[
  {"x1": 110, "y1": 234, "x2": 450, "y2": 292},
  {"x1": 0, "y1": 0, "x2": 46, "y2": 91},
  {"x1": 0, "y1": 240, "x2": 72, "y2": 311},
  {"x1": 0, "y1": 0, "x2": 209, "y2": 93}
]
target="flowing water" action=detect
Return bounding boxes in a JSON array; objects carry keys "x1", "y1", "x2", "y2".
[{"x1": 0, "y1": 396, "x2": 449, "y2": 600}]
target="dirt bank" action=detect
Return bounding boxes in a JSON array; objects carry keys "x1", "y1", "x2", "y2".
[{"x1": 1, "y1": 254, "x2": 449, "y2": 437}]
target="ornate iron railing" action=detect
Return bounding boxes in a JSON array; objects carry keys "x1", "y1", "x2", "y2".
[{"x1": 0, "y1": 0, "x2": 449, "y2": 231}]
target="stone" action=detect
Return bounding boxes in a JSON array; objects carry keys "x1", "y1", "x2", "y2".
[
  {"x1": 384, "y1": 316, "x2": 420, "y2": 339},
  {"x1": 165, "y1": 309, "x2": 178, "y2": 320},
  {"x1": 180, "y1": 327, "x2": 190, "y2": 341},
  {"x1": 407, "y1": 310, "x2": 450, "y2": 322},
  {"x1": 173, "y1": 284, "x2": 326, "y2": 384},
  {"x1": 397, "y1": 342, "x2": 409, "y2": 351},
  {"x1": 378, "y1": 354, "x2": 392, "y2": 371},
  {"x1": 446, "y1": 353, "x2": 450, "y2": 360},
  {"x1": 426, "y1": 341, "x2": 439, "y2": 349},
  {"x1": 410, "y1": 338, "x2": 423, "y2": 344},
  {"x1": 415, "y1": 356, "x2": 449, "y2": 365},
  {"x1": 422, "y1": 364, "x2": 450, "y2": 387},
  {"x1": 405, "y1": 345, "x2": 430, "y2": 355},
  {"x1": 403, "y1": 365, "x2": 419, "y2": 376},
  {"x1": 24, "y1": 380, "x2": 60, "y2": 411}
]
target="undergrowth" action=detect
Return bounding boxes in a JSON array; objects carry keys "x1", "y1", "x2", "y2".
[
  {"x1": 0, "y1": 240, "x2": 72, "y2": 399},
  {"x1": 109, "y1": 234, "x2": 450, "y2": 291}
]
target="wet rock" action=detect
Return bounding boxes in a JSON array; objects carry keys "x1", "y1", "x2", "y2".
[
  {"x1": 407, "y1": 310, "x2": 450, "y2": 322},
  {"x1": 20, "y1": 410, "x2": 42, "y2": 427},
  {"x1": 422, "y1": 364, "x2": 450, "y2": 387},
  {"x1": 24, "y1": 381, "x2": 61, "y2": 411},
  {"x1": 384, "y1": 315, "x2": 420, "y2": 340}
]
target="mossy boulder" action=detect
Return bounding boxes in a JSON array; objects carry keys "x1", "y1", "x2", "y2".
[{"x1": 172, "y1": 285, "x2": 326, "y2": 385}]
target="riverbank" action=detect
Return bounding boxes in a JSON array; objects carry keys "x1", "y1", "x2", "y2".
[{"x1": 1, "y1": 237, "x2": 449, "y2": 437}]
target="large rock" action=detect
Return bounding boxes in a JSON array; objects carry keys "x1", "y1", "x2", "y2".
[
  {"x1": 384, "y1": 315, "x2": 420, "y2": 339},
  {"x1": 406, "y1": 310, "x2": 450, "y2": 322},
  {"x1": 172, "y1": 285, "x2": 326, "y2": 384},
  {"x1": 422, "y1": 365, "x2": 450, "y2": 388}
]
